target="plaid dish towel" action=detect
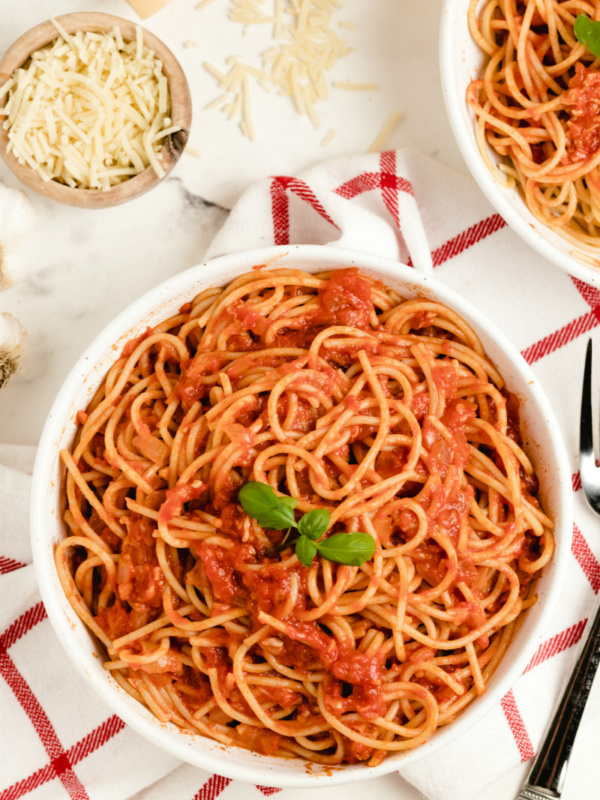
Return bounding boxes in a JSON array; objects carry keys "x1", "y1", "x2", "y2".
[{"x1": 2, "y1": 149, "x2": 600, "y2": 800}]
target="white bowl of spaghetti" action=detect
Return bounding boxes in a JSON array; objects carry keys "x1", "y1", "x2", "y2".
[
  {"x1": 441, "y1": 0, "x2": 600, "y2": 284},
  {"x1": 31, "y1": 245, "x2": 571, "y2": 787}
]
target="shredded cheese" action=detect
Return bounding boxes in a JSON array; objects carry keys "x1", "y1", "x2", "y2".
[
  {"x1": 320, "y1": 128, "x2": 336, "y2": 146},
  {"x1": 368, "y1": 111, "x2": 403, "y2": 154},
  {"x1": 185, "y1": 145, "x2": 202, "y2": 158},
  {"x1": 0, "y1": 21, "x2": 180, "y2": 190},
  {"x1": 200, "y1": 0, "x2": 364, "y2": 141},
  {"x1": 332, "y1": 81, "x2": 378, "y2": 91},
  {"x1": 197, "y1": 1, "x2": 392, "y2": 149}
]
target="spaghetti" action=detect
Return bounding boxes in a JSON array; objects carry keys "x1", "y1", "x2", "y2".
[
  {"x1": 56, "y1": 267, "x2": 554, "y2": 766},
  {"x1": 468, "y1": 0, "x2": 600, "y2": 248}
]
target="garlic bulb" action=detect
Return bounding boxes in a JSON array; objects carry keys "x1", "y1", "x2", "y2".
[
  {"x1": 0, "y1": 184, "x2": 36, "y2": 290},
  {"x1": 0, "y1": 312, "x2": 27, "y2": 389}
]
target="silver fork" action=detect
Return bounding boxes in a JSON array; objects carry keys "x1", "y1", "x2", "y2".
[{"x1": 516, "y1": 338, "x2": 600, "y2": 799}]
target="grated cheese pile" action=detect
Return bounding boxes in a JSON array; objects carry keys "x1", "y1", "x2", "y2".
[
  {"x1": 202, "y1": 0, "x2": 376, "y2": 141},
  {"x1": 0, "y1": 20, "x2": 180, "y2": 190}
]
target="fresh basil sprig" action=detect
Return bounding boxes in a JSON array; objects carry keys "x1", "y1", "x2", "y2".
[
  {"x1": 237, "y1": 480, "x2": 297, "y2": 529},
  {"x1": 312, "y1": 532, "x2": 377, "y2": 567},
  {"x1": 295, "y1": 535, "x2": 317, "y2": 566},
  {"x1": 574, "y1": 15, "x2": 600, "y2": 59},
  {"x1": 238, "y1": 481, "x2": 375, "y2": 568},
  {"x1": 297, "y1": 508, "x2": 329, "y2": 540}
]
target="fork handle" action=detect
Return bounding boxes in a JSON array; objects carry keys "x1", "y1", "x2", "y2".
[{"x1": 517, "y1": 599, "x2": 600, "y2": 799}]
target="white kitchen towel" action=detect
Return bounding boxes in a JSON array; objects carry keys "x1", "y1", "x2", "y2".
[{"x1": 2, "y1": 150, "x2": 599, "y2": 800}]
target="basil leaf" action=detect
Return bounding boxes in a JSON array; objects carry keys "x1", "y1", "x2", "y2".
[
  {"x1": 574, "y1": 15, "x2": 600, "y2": 59},
  {"x1": 314, "y1": 532, "x2": 375, "y2": 567},
  {"x1": 295, "y1": 535, "x2": 317, "y2": 567},
  {"x1": 238, "y1": 481, "x2": 297, "y2": 530},
  {"x1": 279, "y1": 496, "x2": 298, "y2": 510},
  {"x1": 297, "y1": 508, "x2": 330, "y2": 540}
]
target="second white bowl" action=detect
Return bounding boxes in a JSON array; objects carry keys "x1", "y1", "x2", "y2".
[{"x1": 440, "y1": 0, "x2": 600, "y2": 286}]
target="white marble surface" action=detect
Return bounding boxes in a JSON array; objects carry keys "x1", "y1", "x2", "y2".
[{"x1": 0, "y1": 1, "x2": 597, "y2": 799}]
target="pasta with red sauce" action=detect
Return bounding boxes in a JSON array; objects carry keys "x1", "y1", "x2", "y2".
[
  {"x1": 56, "y1": 267, "x2": 554, "y2": 766},
  {"x1": 468, "y1": 0, "x2": 600, "y2": 252}
]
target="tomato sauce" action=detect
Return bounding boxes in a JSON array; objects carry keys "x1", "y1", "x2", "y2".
[
  {"x1": 431, "y1": 363, "x2": 458, "y2": 398},
  {"x1": 171, "y1": 669, "x2": 212, "y2": 712},
  {"x1": 273, "y1": 324, "x2": 319, "y2": 350},
  {"x1": 234, "y1": 724, "x2": 282, "y2": 756},
  {"x1": 323, "y1": 678, "x2": 386, "y2": 721},
  {"x1": 174, "y1": 353, "x2": 229, "y2": 407},
  {"x1": 414, "y1": 469, "x2": 474, "y2": 547},
  {"x1": 158, "y1": 483, "x2": 206, "y2": 526},
  {"x1": 206, "y1": 646, "x2": 232, "y2": 683},
  {"x1": 412, "y1": 542, "x2": 449, "y2": 587},
  {"x1": 218, "y1": 503, "x2": 249, "y2": 540},
  {"x1": 504, "y1": 390, "x2": 522, "y2": 445},
  {"x1": 194, "y1": 542, "x2": 254, "y2": 603},
  {"x1": 120, "y1": 327, "x2": 153, "y2": 357},
  {"x1": 140, "y1": 649, "x2": 183, "y2": 675},
  {"x1": 449, "y1": 600, "x2": 487, "y2": 632},
  {"x1": 117, "y1": 514, "x2": 165, "y2": 612},
  {"x1": 254, "y1": 684, "x2": 301, "y2": 708},
  {"x1": 332, "y1": 648, "x2": 385, "y2": 685},
  {"x1": 410, "y1": 392, "x2": 430, "y2": 419},
  {"x1": 289, "y1": 398, "x2": 318, "y2": 431},
  {"x1": 340, "y1": 723, "x2": 380, "y2": 763},
  {"x1": 410, "y1": 311, "x2": 437, "y2": 330},
  {"x1": 318, "y1": 268, "x2": 374, "y2": 329},
  {"x1": 342, "y1": 395, "x2": 362, "y2": 413},
  {"x1": 95, "y1": 600, "x2": 132, "y2": 641},
  {"x1": 232, "y1": 304, "x2": 270, "y2": 336},
  {"x1": 563, "y1": 64, "x2": 600, "y2": 165},
  {"x1": 242, "y1": 564, "x2": 292, "y2": 617},
  {"x1": 375, "y1": 449, "x2": 408, "y2": 479},
  {"x1": 274, "y1": 638, "x2": 315, "y2": 673},
  {"x1": 291, "y1": 620, "x2": 339, "y2": 664}
]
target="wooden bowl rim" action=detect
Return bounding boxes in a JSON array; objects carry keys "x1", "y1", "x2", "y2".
[{"x1": 0, "y1": 12, "x2": 192, "y2": 208}]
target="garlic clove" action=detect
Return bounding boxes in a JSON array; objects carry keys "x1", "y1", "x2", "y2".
[
  {"x1": 0, "y1": 185, "x2": 36, "y2": 290},
  {"x1": 0, "y1": 312, "x2": 27, "y2": 389}
]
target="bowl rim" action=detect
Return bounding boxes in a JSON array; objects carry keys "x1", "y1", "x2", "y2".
[
  {"x1": 439, "y1": 0, "x2": 600, "y2": 287},
  {"x1": 30, "y1": 244, "x2": 573, "y2": 786},
  {"x1": 0, "y1": 12, "x2": 191, "y2": 208}
]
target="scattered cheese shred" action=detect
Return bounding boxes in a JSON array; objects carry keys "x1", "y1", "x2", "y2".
[
  {"x1": 332, "y1": 81, "x2": 378, "y2": 91},
  {"x1": 368, "y1": 110, "x2": 403, "y2": 154},
  {"x1": 205, "y1": 93, "x2": 229, "y2": 110},
  {"x1": 185, "y1": 145, "x2": 202, "y2": 158},
  {"x1": 274, "y1": 0, "x2": 284, "y2": 39},
  {"x1": 200, "y1": 0, "x2": 366, "y2": 141},
  {"x1": 197, "y1": 1, "x2": 389, "y2": 148},
  {"x1": 230, "y1": 0, "x2": 274, "y2": 25},
  {"x1": 0, "y1": 21, "x2": 179, "y2": 190}
]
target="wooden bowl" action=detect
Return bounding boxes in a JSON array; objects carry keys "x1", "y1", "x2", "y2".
[{"x1": 0, "y1": 13, "x2": 192, "y2": 208}]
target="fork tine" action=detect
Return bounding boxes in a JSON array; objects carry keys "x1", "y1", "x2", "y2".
[{"x1": 580, "y1": 339, "x2": 594, "y2": 468}]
